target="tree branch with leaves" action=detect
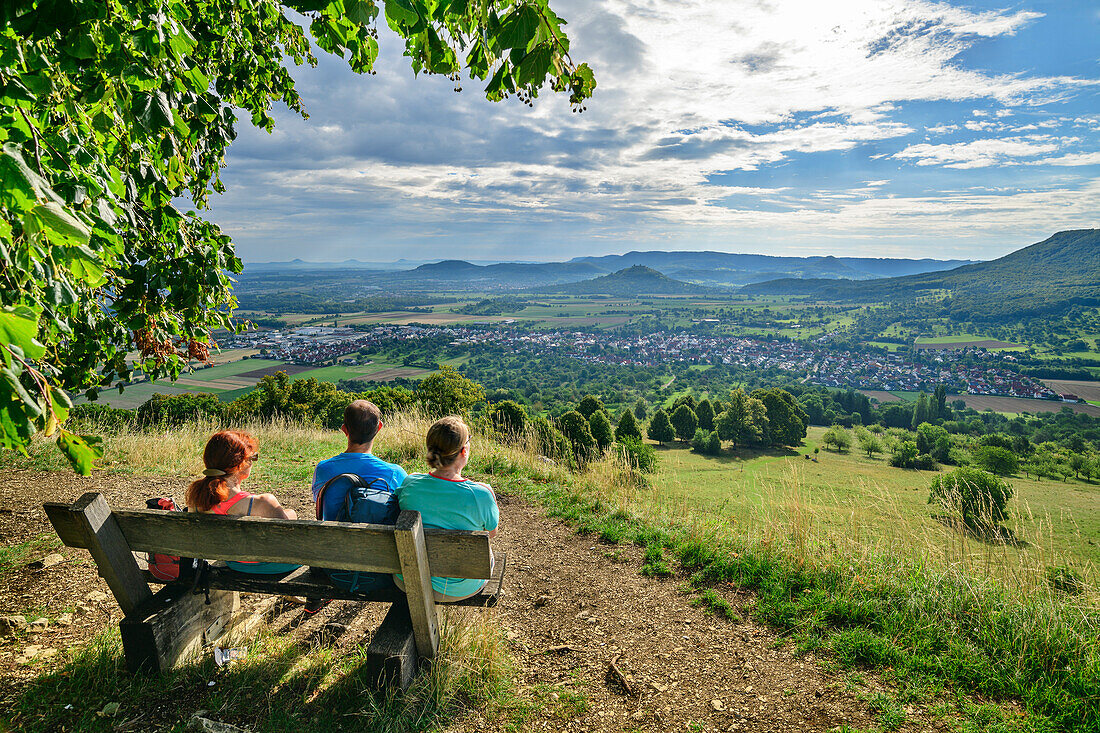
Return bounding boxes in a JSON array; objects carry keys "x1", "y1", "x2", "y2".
[{"x1": 0, "y1": 0, "x2": 594, "y2": 473}]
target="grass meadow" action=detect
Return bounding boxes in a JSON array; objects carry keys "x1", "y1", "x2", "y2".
[{"x1": 9, "y1": 414, "x2": 1100, "y2": 732}]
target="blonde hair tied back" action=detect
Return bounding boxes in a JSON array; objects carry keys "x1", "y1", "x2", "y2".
[{"x1": 426, "y1": 415, "x2": 470, "y2": 469}]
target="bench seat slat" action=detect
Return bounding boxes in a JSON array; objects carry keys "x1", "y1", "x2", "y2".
[
  {"x1": 144, "y1": 554, "x2": 506, "y2": 608},
  {"x1": 107, "y1": 509, "x2": 493, "y2": 578}
]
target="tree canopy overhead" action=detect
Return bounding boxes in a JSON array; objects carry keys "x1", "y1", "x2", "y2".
[{"x1": 0, "y1": 0, "x2": 595, "y2": 471}]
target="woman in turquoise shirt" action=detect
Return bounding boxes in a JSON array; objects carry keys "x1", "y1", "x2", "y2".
[{"x1": 395, "y1": 416, "x2": 499, "y2": 601}]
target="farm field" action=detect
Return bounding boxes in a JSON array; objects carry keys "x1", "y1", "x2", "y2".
[
  {"x1": 860, "y1": 389, "x2": 1100, "y2": 417},
  {"x1": 652, "y1": 426, "x2": 1100, "y2": 577},
  {"x1": 913, "y1": 337, "x2": 1023, "y2": 350},
  {"x1": 1042, "y1": 379, "x2": 1100, "y2": 402}
]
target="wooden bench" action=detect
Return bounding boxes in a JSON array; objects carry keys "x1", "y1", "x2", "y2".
[{"x1": 44, "y1": 492, "x2": 505, "y2": 690}]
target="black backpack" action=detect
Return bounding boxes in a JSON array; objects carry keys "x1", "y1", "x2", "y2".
[{"x1": 314, "y1": 473, "x2": 400, "y2": 593}]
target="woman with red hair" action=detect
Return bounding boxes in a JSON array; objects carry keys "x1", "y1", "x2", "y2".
[{"x1": 187, "y1": 430, "x2": 298, "y2": 573}]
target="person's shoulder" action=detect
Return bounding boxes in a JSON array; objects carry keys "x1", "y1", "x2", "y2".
[{"x1": 462, "y1": 479, "x2": 496, "y2": 498}]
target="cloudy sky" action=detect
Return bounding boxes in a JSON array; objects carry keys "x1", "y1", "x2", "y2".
[{"x1": 205, "y1": 0, "x2": 1100, "y2": 264}]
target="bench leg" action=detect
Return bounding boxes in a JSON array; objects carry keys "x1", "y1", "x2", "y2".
[
  {"x1": 119, "y1": 584, "x2": 240, "y2": 674},
  {"x1": 364, "y1": 599, "x2": 419, "y2": 691}
]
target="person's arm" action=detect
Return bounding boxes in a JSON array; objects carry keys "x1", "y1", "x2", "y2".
[
  {"x1": 249, "y1": 493, "x2": 297, "y2": 520},
  {"x1": 482, "y1": 488, "x2": 499, "y2": 539}
]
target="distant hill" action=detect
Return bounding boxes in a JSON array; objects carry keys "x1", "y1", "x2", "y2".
[
  {"x1": 569, "y1": 251, "x2": 973, "y2": 285},
  {"x1": 742, "y1": 229, "x2": 1100, "y2": 319},
  {"x1": 535, "y1": 265, "x2": 721, "y2": 296}
]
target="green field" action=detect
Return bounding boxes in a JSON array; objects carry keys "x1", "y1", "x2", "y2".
[{"x1": 652, "y1": 426, "x2": 1100, "y2": 576}]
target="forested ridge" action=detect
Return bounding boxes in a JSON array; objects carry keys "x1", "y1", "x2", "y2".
[{"x1": 743, "y1": 229, "x2": 1100, "y2": 319}]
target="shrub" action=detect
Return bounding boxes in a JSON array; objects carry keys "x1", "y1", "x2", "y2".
[
  {"x1": 691, "y1": 429, "x2": 721, "y2": 456},
  {"x1": 137, "y1": 392, "x2": 225, "y2": 427},
  {"x1": 68, "y1": 403, "x2": 136, "y2": 431},
  {"x1": 588, "y1": 410, "x2": 613, "y2": 452},
  {"x1": 889, "y1": 440, "x2": 919, "y2": 468},
  {"x1": 971, "y1": 445, "x2": 1018, "y2": 476},
  {"x1": 487, "y1": 399, "x2": 527, "y2": 439},
  {"x1": 614, "y1": 410, "x2": 643, "y2": 443},
  {"x1": 576, "y1": 394, "x2": 605, "y2": 419},
  {"x1": 928, "y1": 466, "x2": 1013, "y2": 529},
  {"x1": 647, "y1": 409, "x2": 675, "y2": 445},
  {"x1": 530, "y1": 416, "x2": 571, "y2": 461},
  {"x1": 417, "y1": 365, "x2": 485, "y2": 416},
  {"x1": 614, "y1": 438, "x2": 658, "y2": 474},
  {"x1": 557, "y1": 410, "x2": 596, "y2": 462},
  {"x1": 670, "y1": 404, "x2": 698, "y2": 442}
]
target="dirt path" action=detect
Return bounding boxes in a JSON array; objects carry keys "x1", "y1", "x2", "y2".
[{"x1": 0, "y1": 470, "x2": 924, "y2": 731}]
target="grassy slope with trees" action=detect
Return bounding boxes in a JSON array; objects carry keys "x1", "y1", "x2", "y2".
[{"x1": 743, "y1": 229, "x2": 1100, "y2": 320}]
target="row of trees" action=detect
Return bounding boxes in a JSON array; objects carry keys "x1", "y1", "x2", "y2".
[
  {"x1": 644, "y1": 388, "x2": 808, "y2": 453},
  {"x1": 818, "y1": 419, "x2": 1100, "y2": 483}
]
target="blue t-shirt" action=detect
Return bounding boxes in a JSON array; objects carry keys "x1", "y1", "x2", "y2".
[
  {"x1": 312, "y1": 452, "x2": 408, "y2": 520},
  {"x1": 396, "y1": 473, "x2": 499, "y2": 597}
]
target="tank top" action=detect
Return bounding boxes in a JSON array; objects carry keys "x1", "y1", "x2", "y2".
[
  {"x1": 207, "y1": 491, "x2": 298, "y2": 574},
  {"x1": 210, "y1": 491, "x2": 253, "y2": 516}
]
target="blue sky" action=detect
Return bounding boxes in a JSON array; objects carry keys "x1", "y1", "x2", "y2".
[{"x1": 203, "y1": 0, "x2": 1100, "y2": 264}]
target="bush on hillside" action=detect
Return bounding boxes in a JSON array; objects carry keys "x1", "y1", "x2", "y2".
[
  {"x1": 138, "y1": 392, "x2": 225, "y2": 427},
  {"x1": 530, "y1": 415, "x2": 572, "y2": 461},
  {"x1": 889, "y1": 440, "x2": 919, "y2": 468},
  {"x1": 647, "y1": 409, "x2": 675, "y2": 445},
  {"x1": 588, "y1": 410, "x2": 613, "y2": 452},
  {"x1": 615, "y1": 438, "x2": 658, "y2": 474},
  {"x1": 971, "y1": 445, "x2": 1019, "y2": 476},
  {"x1": 671, "y1": 404, "x2": 698, "y2": 442},
  {"x1": 487, "y1": 400, "x2": 527, "y2": 440},
  {"x1": 558, "y1": 410, "x2": 596, "y2": 462},
  {"x1": 68, "y1": 403, "x2": 136, "y2": 431},
  {"x1": 691, "y1": 429, "x2": 721, "y2": 456},
  {"x1": 614, "y1": 410, "x2": 643, "y2": 443},
  {"x1": 417, "y1": 365, "x2": 485, "y2": 416},
  {"x1": 928, "y1": 466, "x2": 1013, "y2": 529}
]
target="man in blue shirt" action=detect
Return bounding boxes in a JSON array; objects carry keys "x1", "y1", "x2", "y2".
[{"x1": 312, "y1": 400, "x2": 408, "y2": 519}]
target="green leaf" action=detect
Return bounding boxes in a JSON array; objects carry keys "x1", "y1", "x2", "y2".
[
  {"x1": 498, "y1": 5, "x2": 540, "y2": 51},
  {"x1": 516, "y1": 43, "x2": 551, "y2": 86},
  {"x1": 25, "y1": 201, "x2": 91, "y2": 245},
  {"x1": 384, "y1": 0, "x2": 420, "y2": 28},
  {"x1": 57, "y1": 431, "x2": 104, "y2": 475},
  {"x1": 1, "y1": 365, "x2": 41, "y2": 418},
  {"x1": 346, "y1": 0, "x2": 378, "y2": 25},
  {"x1": 0, "y1": 305, "x2": 45, "y2": 364},
  {"x1": 49, "y1": 385, "x2": 72, "y2": 425}
]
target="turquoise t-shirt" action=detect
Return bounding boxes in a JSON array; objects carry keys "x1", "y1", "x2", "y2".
[{"x1": 396, "y1": 473, "x2": 499, "y2": 597}]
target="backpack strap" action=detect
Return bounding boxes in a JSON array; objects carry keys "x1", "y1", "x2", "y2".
[{"x1": 315, "y1": 473, "x2": 370, "y2": 521}]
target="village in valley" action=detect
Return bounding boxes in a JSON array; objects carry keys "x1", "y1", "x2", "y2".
[{"x1": 215, "y1": 322, "x2": 1066, "y2": 403}]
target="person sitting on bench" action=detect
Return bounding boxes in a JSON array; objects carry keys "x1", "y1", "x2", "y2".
[
  {"x1": 312, "y1": 399, "x2": 408, "y2": 515},
  {"x1": 394, "y1": 416, "x2": 499, "y2": 603},
  {"x1": 186, "y1": 430, "x2": 300, "y2": 574},
  {"x1": 311, "y1": 400, "x2": 409, "y2": 595}
]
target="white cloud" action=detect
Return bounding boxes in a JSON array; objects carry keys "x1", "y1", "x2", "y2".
[{"x1": 892, "y1": 137, "x2": 1061, "y2": 168}]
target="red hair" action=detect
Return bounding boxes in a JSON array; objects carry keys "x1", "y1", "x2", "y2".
[{"x1": 186, "y1": 430, "x2": 258, "y2": 512}]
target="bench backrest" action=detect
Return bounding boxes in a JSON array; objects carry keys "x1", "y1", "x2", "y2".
[{"x1": 45, "y1": 502, "x2": 493, "y2": 577}]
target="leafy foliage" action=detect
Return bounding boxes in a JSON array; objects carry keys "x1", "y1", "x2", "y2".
[
  {"x1": 928, "y1": 466, "x2": 1014, "y2": 529},
  {"x1": 613, "y1": 409, "x2": 642, "y2": 443},
  {"x1": 417, "y1": 365, "x2": 485, "y2": 416},
  {"x1": 670, "y1": 404, "x2": 698, "y2": 442},
  {"x1": 557, "y1": 409, "x2": 595, "y2": 462},
  {"x1": 646, "y1": 408, "x2": 674, "y2": 445},
  {"x1": 613, "y1": 437, "x2": 657, "y2": 474},
  {"x1": 0, "y1": 0, "x2": 594, "y2": 471},
  {"x1": 487, "y1": 398, "x2": 527, "y2": 439},
  {"x1": 972, "y1": 445, "x2": 1019, "y2": 476},
  {"x1": 587, "y1": 409, "x2": 613, "y2": 452}
]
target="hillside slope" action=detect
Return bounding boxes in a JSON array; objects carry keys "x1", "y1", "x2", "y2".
[{"x1": 743, "y1": 229, "x2": 1100, "y2": 319}]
